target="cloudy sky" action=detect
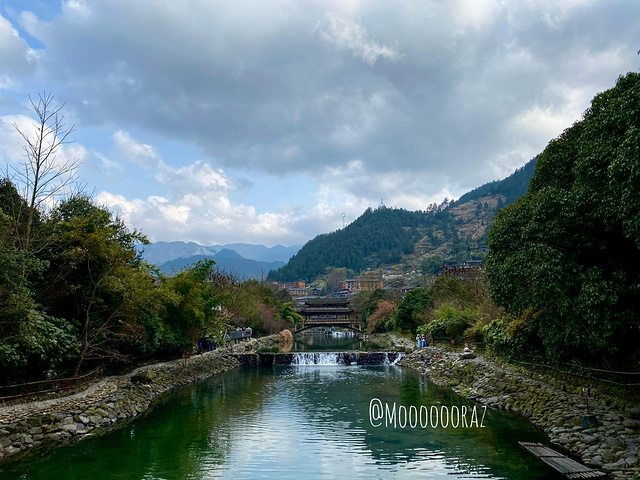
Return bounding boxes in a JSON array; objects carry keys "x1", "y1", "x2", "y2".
[{"x1": 0, "y1": 0, "x2": 638, "y2": 247}]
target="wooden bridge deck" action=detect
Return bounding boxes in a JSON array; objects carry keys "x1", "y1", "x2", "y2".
[{"x1": 519, "y1": 442, "x2": 607, "y2": 479}]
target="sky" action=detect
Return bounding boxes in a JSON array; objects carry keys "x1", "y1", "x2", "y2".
[{"x1": 0, "y1": 0, "x2": 638, "y2": 247}]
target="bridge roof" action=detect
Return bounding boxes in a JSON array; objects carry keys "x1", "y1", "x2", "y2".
[
  {"x1": 299, "y1": 307, "x2": 353, "y2": 314},
  {"x1": 303, "y1": 297, "x2": 351, "y2": 306}
]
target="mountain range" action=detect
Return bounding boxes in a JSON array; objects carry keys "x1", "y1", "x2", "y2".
[{"x1": 139, "y1": 241, "x2": 302, "y2": 278}]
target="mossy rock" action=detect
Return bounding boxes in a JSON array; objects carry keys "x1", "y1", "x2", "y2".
[{"x1": 131, "y1": 371, "x2": 156, "y2": 384}]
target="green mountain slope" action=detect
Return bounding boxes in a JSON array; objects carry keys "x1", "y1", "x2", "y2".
[
  {"x1": 268, "y1": 157, "x2": 537, "y2": 282},
  {"x1": 452, "y1": 159, "x2": 537, "y2": 207}
]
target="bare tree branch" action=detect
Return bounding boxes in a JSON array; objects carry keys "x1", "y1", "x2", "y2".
[{"x1": 11, "y1": 92, "x2": 80, "y2": 256}]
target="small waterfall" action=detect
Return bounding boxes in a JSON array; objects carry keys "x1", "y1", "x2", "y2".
[
  {"x1": 286, "y1": 351, "x2": 406, "y2": 366},
  {"x1": 383, "y1": 352, "x2": 406, "y2": 365},
  {"x1": 290, "y1": 352, "x2": 355, "y2": 365}
]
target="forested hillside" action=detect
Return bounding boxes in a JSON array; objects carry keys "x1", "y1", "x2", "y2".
[
  {"x1": 268, "y1": 207, "x2": 434, "y2": 282},
  {"x1": 268, "y1": 157, "x2": 537, "y2": 282},
  {"x1": 452, "y1": 158, "x2": 537, "y2": 207}
]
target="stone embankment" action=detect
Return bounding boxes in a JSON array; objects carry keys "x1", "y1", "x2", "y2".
[
  {"x1": 368, "y1": 332, "x2": 415, "y2": 351},
  {"x1": 400, "y1": 348, "x2": 640, "y2": 480},
  {"x1": 0, "y1": 335, "x2": 278, "y2": 464}
]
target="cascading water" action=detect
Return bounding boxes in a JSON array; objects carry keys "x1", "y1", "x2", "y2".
[
  {"x1": 290, "y1": 352, "x2": 353, "y2": 365},
  {"x1": 287, "y1": 352, "x2": 406, "y2": 366},
  {"x1": 383, "y1": 352, "x2": 406, "y2": 365}
]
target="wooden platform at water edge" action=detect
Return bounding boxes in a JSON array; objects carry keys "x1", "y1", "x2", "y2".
[{"x1": 519, "y1": 442, "x2": 607, "y2": 479}]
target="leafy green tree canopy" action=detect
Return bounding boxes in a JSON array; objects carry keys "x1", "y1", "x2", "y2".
[
  {"x1": 486, "y1": 72, "x2": 640, "y2": 366},
  {"x1": 395, "y1": 287, "x2": 432, "y2": 333}
]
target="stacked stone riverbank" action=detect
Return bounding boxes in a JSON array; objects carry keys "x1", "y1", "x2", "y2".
[
  {"x1": 0, "y1": 335, "x2": 278, "y2": 464},
  {"x1": 400, "y1": 348, "x2": 640, "y2": 480}
]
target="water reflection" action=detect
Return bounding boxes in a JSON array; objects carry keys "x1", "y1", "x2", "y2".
[{"x1": 0, "y1": 366, "x2": 563, "y2": 480}]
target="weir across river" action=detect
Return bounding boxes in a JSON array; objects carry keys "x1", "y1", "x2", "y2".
[{"x1": 233, "y1": 351, "x2": 404, "y2": 367}]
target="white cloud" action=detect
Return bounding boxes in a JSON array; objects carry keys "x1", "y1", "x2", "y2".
[
  {"x1": 317, "y1": 13, "x2": 403, "y2": 65},
  {"x1": 156, "y1": 161, "x2": 233, "y2": 195},
  {"x1": 97, "y1": 187, "x2": 301, "y2": 245},
  {"x1": 113, "y1": 130, "x2": 160, "y2": 168},
  {"x1": 452, "y1": 0, "x2": 502, "y2": 32},
  {"x1": 92, "y1": 152, "x2": 124, "y2": 172},
  {"x1": 2, "y1": 0, "x2": 638, "y2": 245},
  {"x1": 0, "y1": 13, "x2": 37, "y2": 89},
  {"x1": 0, "y1": 115, "x2": 29, "y2": 163}
]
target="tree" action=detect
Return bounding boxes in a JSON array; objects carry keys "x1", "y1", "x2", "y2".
[
  {"x1": 395, "y1": 287, "x2": 432, "y2": 332},
  {"x1": 280, "y1": 302, "x2": 303, "y2": 324},
  {"x1": 421, "y1": 255, "x2": 443, "y2": 275},
  {"x1": 0, "y1": 180, "x2": 77, "y2": 383},
  {"x1": 160, "y1": 259, "x2": 231, "y2": 352},
  {"x1": 423, "y1": 304, "x2": 479, "y2": 340},
  {"x1": 12, "y1": 92, "x2": 79, "y2": 255},
  {"x1": 353, "y1": 288, "x2": 394, "y2": 322},
  {"x1": 365, "y1": 300, "x2": 397, "y2": 333},
  {"x1": 486, "y1": 72, "x2": 640, "y2": 367},
  {"x1": 42, "y1": 194, "x2": 152, "y2": 375},
  {"x1": 324, "y1": 267, "x2": 347, "y2": 293}
]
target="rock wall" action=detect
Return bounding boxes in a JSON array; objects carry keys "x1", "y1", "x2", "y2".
[
  {"x1": 400, "y1": 349, "x2": 640, "y2": 480},
  {"x1": 0, "y1": 337, "x2": 284, "y2": 464}
]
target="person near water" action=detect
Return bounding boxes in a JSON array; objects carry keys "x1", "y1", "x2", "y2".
[{"x1": 416, "y1": 333, "x2": 420, "y2": 348}]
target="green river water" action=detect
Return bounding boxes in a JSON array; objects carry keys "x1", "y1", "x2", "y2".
[{"x1": 0, "y1": 337, "x2": 563, "y2": 479}]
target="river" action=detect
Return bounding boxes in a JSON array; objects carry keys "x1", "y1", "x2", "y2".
[{"x1": 0, "y1": 336, "x2": 563, "y2": 479}]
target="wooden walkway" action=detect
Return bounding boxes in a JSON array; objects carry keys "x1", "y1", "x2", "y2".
[{"x1": 519, "y1": 442, "x2": 607, "y2": 479}]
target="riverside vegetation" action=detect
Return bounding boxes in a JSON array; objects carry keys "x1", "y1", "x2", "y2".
[
  {"x1": 0, "y1": 73, "x2": 639, "y2": 474},
  {"x1": 303, "y1": 72, "x2": 640, "y2": 375},
  {"x1": 0, "y1": 95, "x2": 300, "y2": 386},
  {"x1": 0, "y1": 182, "x2": 299, "y2": 386},
  {"x1": 0, "y1": 336, "x2": 278, "y2": 463}
]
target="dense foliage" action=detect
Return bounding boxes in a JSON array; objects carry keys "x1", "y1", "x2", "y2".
[
  {"x1": 395, "y1": 288, "x2": 432, "y2": 332},
  {"x1": 485, "y1": 72, "x2": 640, "y2": 368},
  {"x1": 0, "y1": 182, "x2": 294, "y2": 384},
  {"x1": 365, "y1": 301, "x2": 398, "y2": 334}
]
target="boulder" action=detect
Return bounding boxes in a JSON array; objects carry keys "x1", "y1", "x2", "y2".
[
  {"x1": 626, "y1": 408, "x2": 640, "y2": 420},
  {"x1": 4, "y1": 446, "x2": 20, "y2": 456},
  {"x1": 131, "y1": 370, "x2": 156, "y2": 384}
]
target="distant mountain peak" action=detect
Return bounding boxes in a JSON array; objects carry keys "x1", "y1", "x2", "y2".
[
  {"x1": 139, "y1": 241, "x2": 301, "y2": 266},
  {"x1": 214, "y1": 248, "x2": 245, "y2": 260}
]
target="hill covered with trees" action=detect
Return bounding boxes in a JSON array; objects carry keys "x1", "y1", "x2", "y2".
[{"x1": 268, "y1": 157, "x2": 537, "y2": 283}]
